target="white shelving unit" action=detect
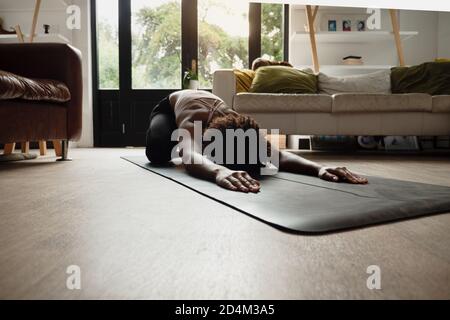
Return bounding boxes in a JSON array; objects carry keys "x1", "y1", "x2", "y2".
[
  {"x1": 298, "y1": 5, "x2": 415, "y2": 72},
  {"x1": 291, "y1": 31, "x2": 418, "y2": 44}
]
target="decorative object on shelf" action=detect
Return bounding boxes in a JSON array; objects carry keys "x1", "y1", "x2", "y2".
[
  {"x1": 343, "y1": 19, "x2": 352, "y2": 31},
  {"x1": 342, "y1": 55, "x2": 363, "y2": 65},
  {"x1": 418, "y1": 136, "x2": 435, "y2": 150},
  {"x1": 290, "y1": 135, "x2": 312, "y2": 150},
  {"x1": 43, "y1": 24, "x2": 50, "y2": 34},
  {"x1": 435, "y1": 136, "x2": 450, "y2": 149},
  {"x1": 357, "y1": 136, "x2": 380, "y2": 150},
  {"x1": 356, "y1": 19, "x2": 366, "y2": 31},
  {"x1": 384, "y1": 136, "x2": 419, "y2": 151},
  {"x1": 328, "y1": 20, "x2": 337, "y2": 32},
  {"x1": 183, "y1": 59, "x2": 199, "y2": 90},
  {"x1": 311, "y1": 136, "x2": 358, "y2": 151},
  {"x1": 0, "y1": 18, "x2": 15, "y2": 35}
]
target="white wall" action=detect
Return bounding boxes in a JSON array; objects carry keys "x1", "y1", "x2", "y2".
[
  {"x1": 400, "y1": 10, "x2": 438, "y2": 65},
  {"x1": 437, "y1": 12, "x2": 450, "y2": 58},
  {"x1": 0, "y1": 0, "x2": 93, "y2": 147},
  {"x1": 288, "y1": 5, "x2": 445, "y2": 69}
]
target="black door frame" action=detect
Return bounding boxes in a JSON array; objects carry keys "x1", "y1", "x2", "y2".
[{"x1": 91, "y1": 0, "x2": 289, "y2": 147}]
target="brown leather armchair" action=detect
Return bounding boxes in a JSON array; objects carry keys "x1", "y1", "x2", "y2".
[{"x1": 0, "y1": 43, "x2": 82, "y2": 159}]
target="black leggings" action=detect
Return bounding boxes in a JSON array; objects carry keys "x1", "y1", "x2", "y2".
[{"x1": 145, "y1": 97, "x2": 178, "y2": 165}]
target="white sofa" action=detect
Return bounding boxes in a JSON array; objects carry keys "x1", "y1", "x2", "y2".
[{"x1": 213, "y1": 69, "x2": 450, "y2": 136}]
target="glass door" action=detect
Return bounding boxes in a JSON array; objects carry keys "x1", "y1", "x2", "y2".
[
  {"x1": 92, "y1": 0, "x2": 183, "y2": 147},
  {"x1": 92, "y1": 0, "x2": 288, "y2": 146}
]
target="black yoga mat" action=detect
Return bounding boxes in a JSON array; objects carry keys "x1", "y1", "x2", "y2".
[{"x1": 123, "y1": 156, "x2": 450, "y2": 233}]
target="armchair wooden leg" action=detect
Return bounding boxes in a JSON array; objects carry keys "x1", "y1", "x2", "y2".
[
  {"x1": 52, "y1": 140, "x2": 62, "y2": 157},
  {"x1": 3, "y1": 143, "x2": 16, "y2": 155},
  {"x1": 21, "y1": 141, "x2": 30, "y2": 154},
  {"x1": 56, "y1": 140, "x2": 71, "y2": 161},
  {"x1": 39, "y1": 140, "x2": 47, "y2": 156}
]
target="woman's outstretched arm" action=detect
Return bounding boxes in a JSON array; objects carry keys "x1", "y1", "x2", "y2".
[{"x1": 277, "y1": 150, "x2": 368, "y2": 184}]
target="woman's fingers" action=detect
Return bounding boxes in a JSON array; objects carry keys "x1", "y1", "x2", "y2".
[
  {"x1": 235, "y1": 173, "x2": 253, "y2": 189},
  {"x1": 218, "y1": 179, "x2": 238, "y2": 191},
  {"x1": 338, "y1": 167, "x2": 367, "y2": 184},
  {"x1": 228, "y1": 176, "x2": 249, "y2": 193},
  {"x1": 326, "y1": 167, "x2": 352, "y2": 183},
  {"x1": 340, "y1": 169, "x2": 359, "y2": 184},
  {"x1": 216, "y1": 171, "x2": 261, "y2": 193},
  {"x1": 235, "y1": 173, "x2": 260, "y2": 193},
  {"x1": 343, "y1": 168, "x2": 368, "y2": 184},
  {"x1": 328, "y1": 167, "x2": 368, "y2": 184},
  {"x1": 243, "y1": 172, "x2": 260, "y2": 187},
  {"x1": 320, "y1": 171, "x2": 339, "y2": 182}
]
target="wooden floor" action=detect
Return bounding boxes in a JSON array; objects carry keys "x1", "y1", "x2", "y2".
[{"x1": 0, "y1": 148, "x2": 449, "y2": 299}]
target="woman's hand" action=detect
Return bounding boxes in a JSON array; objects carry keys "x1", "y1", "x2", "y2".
[
  {"x1": 318, "y1": 167, "x2": 368, "y2": 184},
  {"x1": 215, "y1": 169, "x2": 260, "y2": 193}
]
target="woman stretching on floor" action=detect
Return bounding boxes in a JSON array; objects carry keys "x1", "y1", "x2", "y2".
[{"x1": 146, "y1": 90, "x2": 368, "y2": 193}]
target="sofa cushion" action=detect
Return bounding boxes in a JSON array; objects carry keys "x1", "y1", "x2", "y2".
[
  {"x1": 432, "y1": 95, "x2": 450, "y2": 113},
  {"x1": 234, "y1": 93, "x2": 332, "y2": 113},
  {"x1": 318, "y1": 70, "x2": 391, "y2": 94},
  {"x1": 249, "y1": 66, "x2": 318, "y2": 94},
  {"x1": 332, "y1": 93, "x2": 432, "y2": 113},
  {"x1": 391, "y1": 62, "x2": 450, "y2": 95},
  {"x1": 233, "y1": 69, "x2": 255, "y2": 93}
]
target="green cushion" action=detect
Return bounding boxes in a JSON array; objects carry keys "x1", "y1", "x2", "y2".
[
  {"x1": 391, "y1": 62, "x2": 450, "y2": 95},
  {"x1": 249, "y1": 66, "x2": 318, "y2": 94}
]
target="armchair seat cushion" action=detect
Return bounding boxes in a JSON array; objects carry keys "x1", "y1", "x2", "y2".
[
  {"x1": 0, "y1": 70, "x2": 25, "y2": 99},
  {"x1": 0, "y1": 69, "x2": 71, "y2": 103},
  {"x1": 332, "y1": 93, "x2": 432, "y2": 113}
]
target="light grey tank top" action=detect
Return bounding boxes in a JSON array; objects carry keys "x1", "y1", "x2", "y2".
[{"x1": 173, "y1": 90, "x2": 230, "y2": 124}]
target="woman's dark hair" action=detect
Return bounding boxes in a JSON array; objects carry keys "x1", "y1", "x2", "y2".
[
  {"x1": 203, "y1": 114, "x2": 271, "y2": 173},
  {"x1": 251, "y1": 57, "x2": 293, "y2": 71}
]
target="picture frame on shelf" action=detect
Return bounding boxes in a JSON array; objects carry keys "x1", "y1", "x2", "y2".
[
  {"x1": 356, "y1": 19, "x2": 366, "y2": 31},
  {"x1": 343, "y1": 19, "x2": 352, "y2": 31},
  {"x1": 328, "y1": 20, "x2": 337, "y2": 32},
  {"x1": 384, "y1": 136, "x2": 420, "y2": 151}
]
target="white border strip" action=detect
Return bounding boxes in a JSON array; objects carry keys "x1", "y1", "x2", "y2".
[{"x1": 253, "y1": 1, "x2": 450, "y2": 12}]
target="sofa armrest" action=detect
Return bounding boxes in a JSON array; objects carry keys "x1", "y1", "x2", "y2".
[
  {"x1": 213, "y1": 69, "x2": 236, "y2": 108},
  {"x1": 0, "y1": 43, "x2": 83, "y2": 141}
]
